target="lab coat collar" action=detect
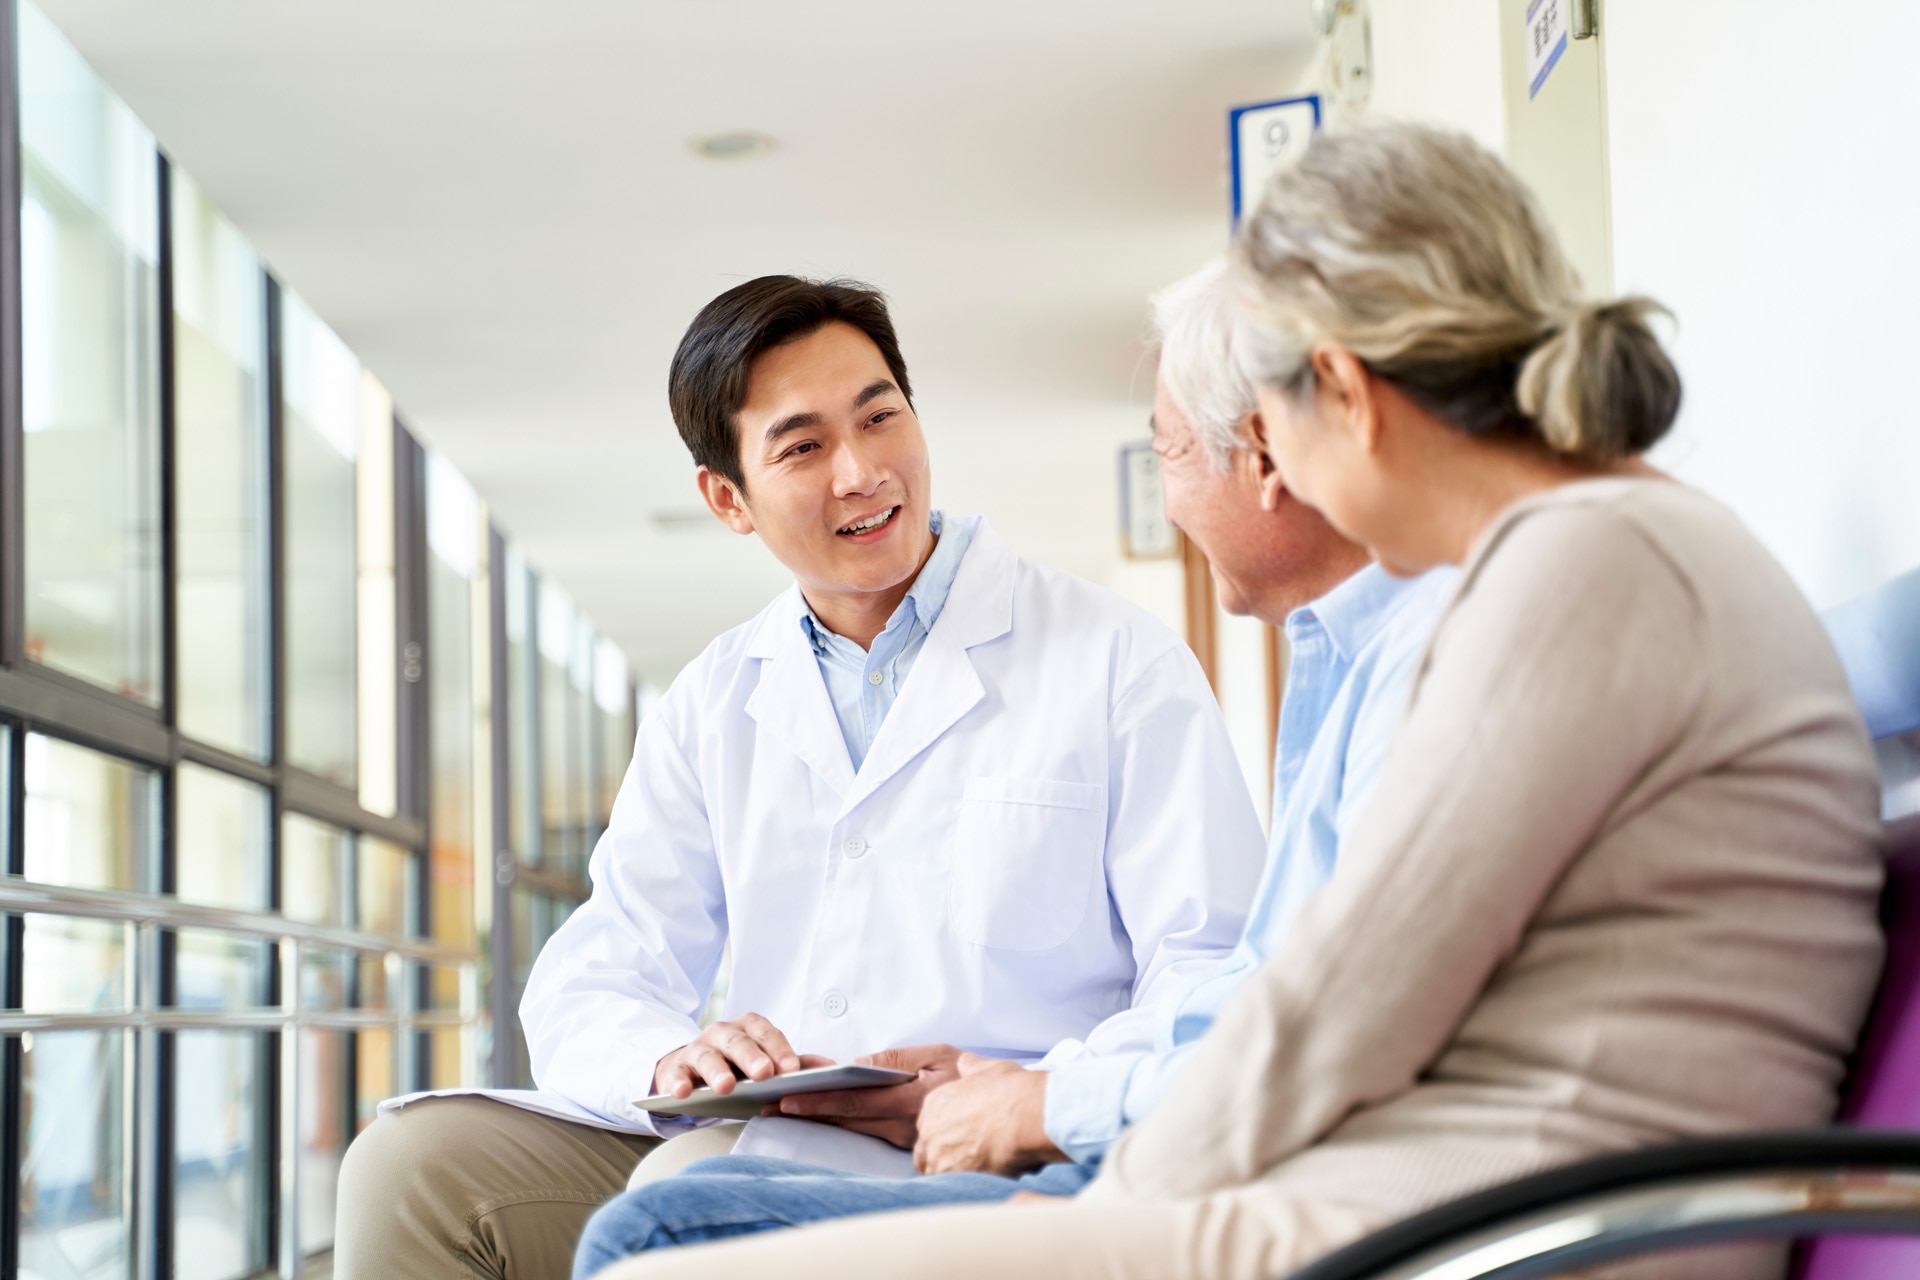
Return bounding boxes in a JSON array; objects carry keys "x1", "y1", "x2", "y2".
[
  {"x1": 744, "y1": 597, "x2": 859, "y2": 796},
  {"x1": 839, "y1": 515, "x2": 1010, "y2": 815},
  {"x1": 741, "y1": 516, "x2": 1013, "y2": 809}
]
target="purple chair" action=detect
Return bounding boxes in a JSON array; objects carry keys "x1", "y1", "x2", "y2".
[{"x1": 1283, "y1": 567, "x2": 1920, "y2": 1280}]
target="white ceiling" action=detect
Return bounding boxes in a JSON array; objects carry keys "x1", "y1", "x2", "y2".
[{"x1": 37, "y1": 0, "x2": 1315, "y2": 685}]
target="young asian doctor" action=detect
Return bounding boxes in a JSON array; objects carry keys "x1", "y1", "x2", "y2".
[{"x1": 331, "y1": 275, "x2": 1267, "y2": 1280}]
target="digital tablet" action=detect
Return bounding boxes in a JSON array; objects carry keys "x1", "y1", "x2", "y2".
[{"x1": 636, "y1": 1064, "x2": 916, "y2": 1120}]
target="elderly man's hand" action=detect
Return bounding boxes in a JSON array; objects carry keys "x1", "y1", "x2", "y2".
[
  {"x1": 770, "y1": 1043, "x2": 965, "y2": 1149},
  {"x1": 912, "y1": 1052, "x2": 1067, "y2": 1175}
]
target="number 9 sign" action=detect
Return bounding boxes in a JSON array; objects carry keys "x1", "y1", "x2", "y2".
[{"x1": 1229, "y1": 95, "x2": 1322, "y2": 228}]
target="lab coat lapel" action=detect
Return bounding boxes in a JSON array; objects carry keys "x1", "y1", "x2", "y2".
[
  {"x1": 838, "y1": 522, "x2": 1015, "y2": 817},
  {"x1": 744, "y1": 589, "x2": 857, "y2": 797}
]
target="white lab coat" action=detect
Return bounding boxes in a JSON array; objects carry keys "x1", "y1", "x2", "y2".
[{"x1": 395, "y1": 517, "x2": 1264, "y2": 1136}]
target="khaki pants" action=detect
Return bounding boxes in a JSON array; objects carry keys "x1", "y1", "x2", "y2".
[{"x1": 334, "y1": 1097, "x2": 658, "y2": 1279}]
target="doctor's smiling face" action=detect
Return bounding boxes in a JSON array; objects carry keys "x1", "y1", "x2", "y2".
[
  {"x1": 671, "y1": 276, "x2": 935, "y2": 648},
  {"x1": 699, "y1": 321, "x2": 934, "y2": 641}
]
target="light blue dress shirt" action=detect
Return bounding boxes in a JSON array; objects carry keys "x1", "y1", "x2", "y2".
[
  {"x1": 1041, "y1": 562, "x2": 1458, "y2": 1162},
  {"x1": 800, "y1": 511, "x2": 973, "y2": 773}
]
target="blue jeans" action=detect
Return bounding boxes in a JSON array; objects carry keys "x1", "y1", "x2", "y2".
[{"x1": 573, "y1": 1156, "x2": 1098, "y2": 1278}]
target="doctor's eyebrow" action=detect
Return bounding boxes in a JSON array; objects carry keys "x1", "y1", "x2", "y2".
[{"x1": 852, "y1": 380, "x2": 899, "y2": 409}]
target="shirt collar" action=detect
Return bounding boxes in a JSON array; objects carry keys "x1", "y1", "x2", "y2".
[
  {"x1": 800, "y1": 510, "x2": 965, "y2": 651},
  {"x1": 1288, "y1": 562, "x2": 1426, "y2": 664}
]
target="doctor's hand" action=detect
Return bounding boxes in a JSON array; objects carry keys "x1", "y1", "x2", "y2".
[
  {"x1": 651, "y1": 1013, "x2": 813, "y2": 1099},
  {"x1": 771, "y1": 1043, "x2": 964, "y2": 1149},
  {"x1": 913, "y1": 1052, "x2": 1066, "y2": 1176}
]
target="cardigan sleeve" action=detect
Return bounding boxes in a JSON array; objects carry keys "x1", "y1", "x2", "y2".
[{"x1": 1087, "y1": 501, "x2": 1709, "y2": 1201}]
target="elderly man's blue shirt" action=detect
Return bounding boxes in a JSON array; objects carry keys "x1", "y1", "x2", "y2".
[{"x1": 1041, "y1": 562, "x2": 1457, "y2": 1162}]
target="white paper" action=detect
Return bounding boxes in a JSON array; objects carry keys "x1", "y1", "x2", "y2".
[{"x1": 731, "y1": 1115, "x2": 919, "y2": 1179}]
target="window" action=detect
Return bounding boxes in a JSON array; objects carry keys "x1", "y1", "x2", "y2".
[
  {"x1": 428, "y1": 455, "x2": 487, "y2": 1085},
  {"x1": 0, "y1": 2, "x2": 637, "y2": 1259},
  {"x1": 176, "y1": 763, "x2": 270, "y2": 910},
  {"x1": 538, "y1": 583, "x2": 591, "y2": 881},
  {"x1": 17, "y1": 2, "x2": 161, "y2": 704},
  {"x1": 172, "y1": 169, "x2": 269, "y2": 759},
  {"x1": 281, "y1": 290, "x2": 360, "y2": 788},
  {"x1": 22, "y1": 732, "x2": 156, "y2": 891}
]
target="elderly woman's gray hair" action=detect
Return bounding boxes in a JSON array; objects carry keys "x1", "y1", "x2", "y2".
[
  {"x1": 1230, "y1": 120, "x2": 1681, "y2": 461},
  {"x1": 1150, "y1": 259, "x2": 1258, "y2": 472}
]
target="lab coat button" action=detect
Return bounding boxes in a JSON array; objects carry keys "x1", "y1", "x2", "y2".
[
  {"x1": 843, "y1": 837, "x2": 866, "y2": 858},
  {"x1": 867, "y1": 670, "x2": 884, "y2": 686},
  {"x1": 823, "y1": 991, "x2": 849, "y2": 1018}
]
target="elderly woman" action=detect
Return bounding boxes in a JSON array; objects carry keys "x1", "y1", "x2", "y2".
[{"x1": 589, "y1": 121, "x2": 1885, "y2": 1280}]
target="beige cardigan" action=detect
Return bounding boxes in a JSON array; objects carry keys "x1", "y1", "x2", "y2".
[
  {"x1": 611, "y1": 479, "x2": 1886, "y2": 1280},
  {"x1": 1088, "y1": 477, "x2": 1885, "y2": 1244}
]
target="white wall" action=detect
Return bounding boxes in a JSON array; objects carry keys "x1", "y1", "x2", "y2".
[
  {"x1": 1332, "y1": 0, "x2": 1920, "y2": 608},
  {"x1": 1606, "y1": 0, "x2": 1920, "y2": 606},
  {"x1": 1364, "y1": 0, "x2": 1505, "y2": 150}
]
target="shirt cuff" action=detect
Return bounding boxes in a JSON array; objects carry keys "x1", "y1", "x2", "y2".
[{"x1": 1042, "y1": 1051, "x2": 1147, "y2": 1164}]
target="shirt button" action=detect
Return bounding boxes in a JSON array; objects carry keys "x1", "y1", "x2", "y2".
[
  {"x1": 843, "y1": 837, "x2": 867, "y2": 859},
  {"x1": 867, "y1": 670, "x2": 884, "y2": 686},
  {"x1": 823, "y1": 991, "x2": 849, "y2": 1018}
]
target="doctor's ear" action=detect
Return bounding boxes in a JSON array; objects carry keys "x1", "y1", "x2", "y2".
[{"x1": 697, "y1": 467, "x2": 756, "y2": 536}]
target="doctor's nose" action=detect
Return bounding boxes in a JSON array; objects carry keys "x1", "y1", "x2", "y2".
[{"x1": 830, "y1": 439, "x2": 887, "y2": 498}]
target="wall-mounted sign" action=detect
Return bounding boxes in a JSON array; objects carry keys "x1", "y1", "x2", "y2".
[
  {"x1": 1525, "y1": 0, "x2": 1570, "y2": 99},
  {"x1": 1118, "y1": 441, "x2": 1178, "y2": 560},
  {"x1": 1228, "y1": 94, "x2": 1321, "y2": 226}
]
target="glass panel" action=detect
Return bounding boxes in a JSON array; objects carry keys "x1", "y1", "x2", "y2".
[
  {"x1": 22, "y1": 732, "x2": 154, "y2": 890},
  {"x1": 357, "y1": 375, "x2": 397, "y2": 817},
  {"x1": 594, "y1": 635, "x2": 634, "y2": 821},
  {"x1": 297, "y1": 1029, "x2": 348, "y2": 1256},
  {"x1": 281, "y1": 812, "x2": 347, "y2": 926},
  {"x1": 176, "y1": 763, "x2": 269, "y2": 910},
  {"x1": 175, "y1": 1030, "x2": 267, "y2": 1280},
  {"x1": 175, "y1": 929, "x2": 270, "y2": 1010},
  {"x1": 355, "y1": 952, "x2": 389, "y2": 1011},
  {"x1": 282, "y1": 290, "x2": 358, "y2": 788},
  {"x1": 356, "y1": 835, "x2": 413, "y2": 939},
  {"x1": 422, "y1": 963, "x2": 464, "y2": 1013},
  {"x1": 428, "y1": 455, "x2": 480, "y2": 951},
  {"x1": 539, "y1": 584, "x2": 590, "y2": 880},
  {"x1": 18, "y1": 2, "x2": 161, "y2": 705},
  {"x1": 356, "y1": 1027, "x2": 394, "y2": 1135},
  {"x1": 19, "y1": 914, "x2": 127, "y2": 1012},
  {"x1": 299, "y1": 945, "x2": 351, "y2": 1013},
  {"x1": 173, "y1": 168, "x2": 269, "y2": 758},
  {"x1": 19, "y1": 1029, "x2": 130, "y2": 1278},
  {"x1": 426, "y1": 1028, "x2": 466, "y2": 1091},
  {"x1": 506, "y1": 549, "x2": 538, "y2": 865}
]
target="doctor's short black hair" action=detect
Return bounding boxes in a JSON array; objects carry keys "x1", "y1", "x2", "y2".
[{"x1": 668, "y1": 275, "x2": 914, "y2": 492}]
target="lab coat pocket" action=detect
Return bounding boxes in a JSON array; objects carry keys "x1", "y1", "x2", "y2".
[{"x1": 948, "y1": 776, "x2": 1106, "y2": 951}]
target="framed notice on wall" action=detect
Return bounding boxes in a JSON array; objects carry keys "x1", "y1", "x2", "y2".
[
  {"x1": 1228, "y1": 93, "x2": 1321, "y2": 226},
  {"x1": 1118, "y1": 441, "x2": 1178, "y2": 560}
]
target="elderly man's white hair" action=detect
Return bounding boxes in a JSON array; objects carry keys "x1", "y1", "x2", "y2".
[{"x1": 1150, "y1": 258, "x2": 1258, "y2": 473}]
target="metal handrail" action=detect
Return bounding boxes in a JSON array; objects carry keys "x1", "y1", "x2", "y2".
[
  {"x1": 1286, "y1": 1131, "x2": 1920, "y2": 1280},
  {"x1": 0, "y1": 873, "x2": 479, "y2": 966},
  {"x1": 1315, "y1": 1169, "x2": 1920, "y2": 1280},
  {"x1": 0, "y1": 1008, "x2": 471, "y2": 1033}
]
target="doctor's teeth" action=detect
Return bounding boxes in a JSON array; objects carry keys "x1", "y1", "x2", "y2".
[{"x1": 840, "y1": 508, "x2": 894, "y2": 534}]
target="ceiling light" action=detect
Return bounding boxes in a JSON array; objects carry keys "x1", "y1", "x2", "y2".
[{"x1": 690, "y1": 131, "x2": 774, "y2": 161}]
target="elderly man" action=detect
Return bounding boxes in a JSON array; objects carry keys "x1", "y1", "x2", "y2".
[{"x1": 570, "y1": 259, "x2": 1457, "y2": 1276}]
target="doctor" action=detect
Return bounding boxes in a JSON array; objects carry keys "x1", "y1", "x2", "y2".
[{"x1": 335, "y1": 275, "x2": 1265, "y2": 1280}]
